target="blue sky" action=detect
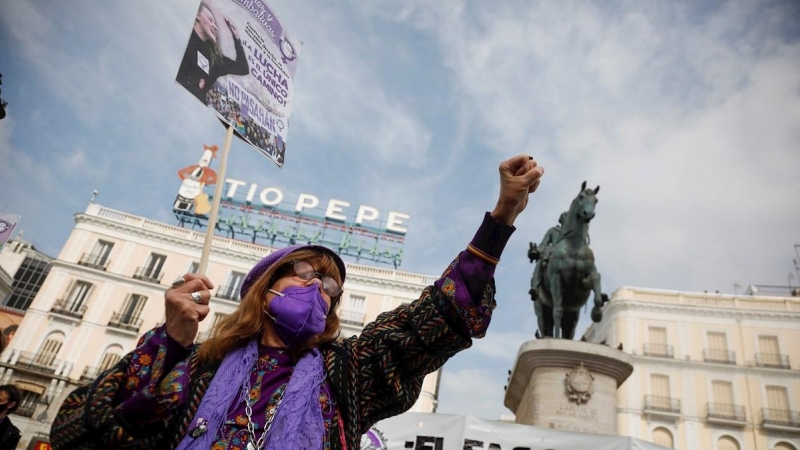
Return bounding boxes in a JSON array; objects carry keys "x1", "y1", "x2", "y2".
[{"x1": 1, "y1": 0, "x2": 799, "y2": 419}]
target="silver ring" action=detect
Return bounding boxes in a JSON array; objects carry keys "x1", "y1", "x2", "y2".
[
  {"x1": 172, "y1": 276, "x2": 186, "y2": 288},
  {"x1": 191, "y1": 291, "x2": 203, "y2": 304}
]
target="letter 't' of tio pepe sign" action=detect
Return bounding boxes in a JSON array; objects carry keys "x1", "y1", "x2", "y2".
[{"x1": 224, "y1": 178, "x2": 410, "y2": 234}]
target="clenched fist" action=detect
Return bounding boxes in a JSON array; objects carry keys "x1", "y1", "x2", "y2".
[{"x1": 491, "y1": 155, "x2": 545, "y2": 226}]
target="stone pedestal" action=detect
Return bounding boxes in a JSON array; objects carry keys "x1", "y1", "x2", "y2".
[{"x1": 504, "y1": 339, "x2": 633, "y2": 435}]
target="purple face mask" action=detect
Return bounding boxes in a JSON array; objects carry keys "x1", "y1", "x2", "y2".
[{"x1": 266, "y1": 284, "x2": 329, "y2": 348}]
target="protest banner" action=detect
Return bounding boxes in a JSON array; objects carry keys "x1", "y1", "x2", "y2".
[
  {"x1": 363, "y1": 413, "x2": 670, "y2": 450},
  {"x1": 176, "y1": 0, "x2": 300, "y2": 168},
  {"x1": 176, "y1": 0, "x2": 301, "y2": 273}
]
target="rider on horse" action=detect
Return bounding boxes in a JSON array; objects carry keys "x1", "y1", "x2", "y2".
[{"x1": 528, "y1": 212, "x2": 567, "y2": 302}]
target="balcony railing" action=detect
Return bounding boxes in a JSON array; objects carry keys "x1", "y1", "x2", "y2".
[
  {"x1": 77, "y1": 253, "x2": 110, "y2": 271},
  {"x1": 703, "y1": 349, "x2": 736, "y2": 364},
  {"x1": 340, "y1": 310, "x2": 366, "y2": 326},
  {"x1": 15, "y1": 351, "x2": 62, "y2": 374},
  {"x1": 50, "y1": 298, "x2": 87, "y2": 320},
  {"x1": 216, "y1": 285, "x2": 241, "y2": 301},
  {"x1": 81, "y1": 366, "x2": 99, "y2": 382},
  {"x1": 644, "y1": 395, "x2": 681, "y2": 414},
  {"x1": 133, "y1": 267, "x2": 163, "y2": 284},
  {"x1": 643, "y1": 343, "x2": 674, "y2": 358},
  {"x1": 761, "y1": 408, "x2": 800, "y2": 429},
  {"x1": 14, "y1": 405, "x2": 36, "y2": 418},
  {"x1": 707, "y1": 402, "x2": 746, "y2": 423},
  {"x1": 754, "y1": 353, "x2": 790, "y2": 369},
  {"x1": 108, "y1": 312, "x2": 143, "y2": 332}
]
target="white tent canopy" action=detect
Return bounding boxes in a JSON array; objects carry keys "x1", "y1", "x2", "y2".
[{"x1": 367, "y1": 412, "x2": 671, "y2": 450}]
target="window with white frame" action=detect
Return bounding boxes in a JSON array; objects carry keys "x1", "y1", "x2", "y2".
[
  {"x1": 219, "y1": 271, "x2": 246, "y2": 300},
  {"x1": 34, "y1": 333, "x2": 64, "y2": 367},
  {"x1": 756, "y1": 335, "x2": 784, "y2": 367},
  {"x1": 143, "y1": 253, "x2": 167, "y2": 277},
  {"x1": 98, "y1": 347, "x2": 123, "y2": 372},
  {"x1": 649, "y1": 374, "x2": 672, "y2": 410},
  {"x1": 16, "y1": 389, "x2": 42, "y2": 418},
  {"x1": 717, "y1": 436, "x2": 740, "y2": 450},
  {"x1": 118, "y1": 294, "x2": 147, "y2": 324},
  {"x1": 652, "y1": 427, "x2": 673, "y2": 448},
  {"x1": 339, "y1": 294, "x2": 366, "y2": 326},
  {"x1": 710, "y1": 380, "x2": 737, "y2": 418},
  {"x1": 646, "y1": 326, "x2": 670, "y2": 357},
  {"x1": 705, "y1": 331, "x2": 733, "y2": 363},
  {"x1": 774, "y1": 442, "x2": 797, "y2": 450},
  {"x1": 90, "y1": 240, "x2": 114, "y2": 265},
  {"x1": 765, "y1": 385, "x2": 791, "y2": 424},
  {"x1": 64, "y1": 280, "x2": 93, "y2": 312}
]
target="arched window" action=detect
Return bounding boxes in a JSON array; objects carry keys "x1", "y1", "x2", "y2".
[
  {"x1": 97, "y1": 345, "x2": 124, "y2": 372},
  {"x1": 774, "y1": 442, "x2": 797, "y2": 450},
  {"x1": 33, "y1": 331, "x2": 65, "y2": 370},
  {"x1": 717, "y1": 436, "x2": 740, "y2": 450},
  {"x1": 14, "y1": 382, "x2": 47, "y2": 418},
  {"x1": 652, "y1": 427, "x2": 674, "y2": 448}
]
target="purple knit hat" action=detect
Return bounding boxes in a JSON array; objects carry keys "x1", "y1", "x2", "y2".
[{"x1": 239, "y1": 244, "x2": 347, "y2": 298}]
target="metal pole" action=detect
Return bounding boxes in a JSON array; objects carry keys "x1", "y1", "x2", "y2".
[{"x1": 198, "y1": 125, "x2": 234, "y2": 275}]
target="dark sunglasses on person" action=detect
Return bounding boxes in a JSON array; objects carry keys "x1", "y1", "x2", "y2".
[{"x1": 290, "y1": 260, "x2": 342, "y2": 298}]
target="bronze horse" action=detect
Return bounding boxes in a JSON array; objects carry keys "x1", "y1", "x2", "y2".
[{"x1": 532, "y1": 181, "x2": 606, "y2": 339}]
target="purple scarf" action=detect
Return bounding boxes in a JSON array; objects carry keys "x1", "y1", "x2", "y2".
[{"x1": 175, "y1": 341, "x2": 326, "y2": 450}]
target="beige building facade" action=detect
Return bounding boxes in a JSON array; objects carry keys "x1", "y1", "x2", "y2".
[
  {"x1": 0, "y1": 203, "x2": 440, "y2": 447},
  {"x1": 584, "y1": 287, "x2": 800, "y2": 450}
]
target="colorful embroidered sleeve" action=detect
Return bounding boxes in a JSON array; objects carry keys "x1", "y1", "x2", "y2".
[
  {"x1": 114, "y1": 325, "x2": 194, "y2": 422},
  {"x1": 50, "y1": 326, "x2": 194, "y2": 449},
  {"x1": 434, "y1": 212, "x2": 514, "y2": 337},
  {"x1": 335, "y1": 213, "x2": 514, "y2": 436}
]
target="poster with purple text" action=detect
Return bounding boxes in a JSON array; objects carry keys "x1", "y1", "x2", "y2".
[{"x1": 176, "y1": 0, "x2": 301, "y2": 168}]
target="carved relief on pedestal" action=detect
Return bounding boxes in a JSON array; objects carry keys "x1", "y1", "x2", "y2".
[{"x1": 565, "y1": 363, "x2": 594, "y2": 404}]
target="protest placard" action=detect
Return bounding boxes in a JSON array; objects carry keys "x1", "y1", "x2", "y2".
[{"x1": 176, "y1": 0, "x2": 300, "y2": 168}]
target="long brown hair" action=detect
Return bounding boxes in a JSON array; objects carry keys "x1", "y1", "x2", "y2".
[
  {"x1": 197, "y1": 248, "x2": 343, "y2": 364},
  {"x1": 197, "y1": 3, "x2": 224, "y2": 67}
]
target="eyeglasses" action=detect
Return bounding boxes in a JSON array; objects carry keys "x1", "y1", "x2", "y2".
[{"x1": 291, "y1": 260, "x2": 342, "y2": 298}]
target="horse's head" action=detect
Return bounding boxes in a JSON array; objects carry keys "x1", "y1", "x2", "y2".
[{"x1": 570, "y1": 181, "x2": 600, "y2": 223}]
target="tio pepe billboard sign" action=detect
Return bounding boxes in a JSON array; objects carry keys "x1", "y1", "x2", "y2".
[{"x1": 173, "y1": 147, "x2": 409, "y2": 267}]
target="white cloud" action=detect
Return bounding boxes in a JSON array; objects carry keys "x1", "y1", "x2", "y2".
[
  {"x1": 436, "y1": 367, "x2": 508, "y2": 419},
  {"x1": 471, "y1": 330, "x2": 531, "y2": 362},
  {"x1": 266, "y1": 2, "x2": 434, "y2": 169},
  {"x1": 386, "y1": 1, "x2": 800, "y2": 293}
]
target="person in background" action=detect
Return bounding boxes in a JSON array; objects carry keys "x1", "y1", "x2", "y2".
[
  {"x1": 0, "y1": 385, "x2": 21, "y2": 450},
  {"x1": 51, "y1": 155, "x2": 544, "y2": 450}
]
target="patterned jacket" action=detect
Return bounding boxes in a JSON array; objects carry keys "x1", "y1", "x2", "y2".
[{"x1": 51, "y1": 280, "x2": 496, "y2": 450}]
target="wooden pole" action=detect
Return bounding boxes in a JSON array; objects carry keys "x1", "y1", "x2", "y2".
[{"x1": 198, "y1": 125, "x2": 235, "y2": 275}]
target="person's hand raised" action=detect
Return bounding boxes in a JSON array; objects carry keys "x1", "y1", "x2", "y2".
[
  {"x1": 491, "y1": 155, "x2": 544, "y2": 226},
  {"x1": 165, "y1": 274, "x2": 214, "y2": 347},
  {"x1": 225, "y1": 17, "x2": 239, "y2": 40}
]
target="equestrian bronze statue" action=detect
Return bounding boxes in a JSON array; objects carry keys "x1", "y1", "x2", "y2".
[{"x1": 528, "y1": 181, "x2": 607, "y2": 339}]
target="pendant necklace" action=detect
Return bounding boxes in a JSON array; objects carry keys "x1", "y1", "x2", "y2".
[{"x1": 244, "y1": 386, "x2": 285, "y2": 450}]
